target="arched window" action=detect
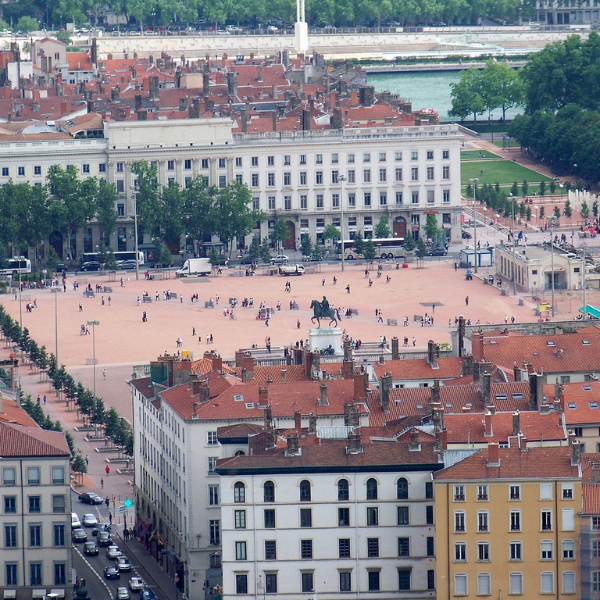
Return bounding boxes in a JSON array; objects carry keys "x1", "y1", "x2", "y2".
[
  {"x1": 338, "y1": 479, "x2": 349, "y2": 501},
  {"x1": 264, "y1": 481, "x2": 275, "y2": 503},
  {"x1": 234, "y1": 481, "x2": 246, "y2": 503},
  {"x1": 397, "y1": 478, "x2": 409, "y2": 500},
  {"x1": 366, "y1": 478, "x2": 378, "y2": 500},
  {"x1": 234, "y1": 450, "x2": 246, "y2": 456},
  {"x1": 299, "y1": 479, "x2": 311, "y2": 502}
]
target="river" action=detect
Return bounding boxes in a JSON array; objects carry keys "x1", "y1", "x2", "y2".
[{"x1": 367, "y1": 71, "x2": 521, "y2": 121}]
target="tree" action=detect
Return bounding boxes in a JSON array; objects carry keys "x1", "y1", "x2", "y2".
[
  {"x1": 403, "y1": 234, "x2": 415, "y2": 253},
  {"x1": 477, "y1": 59, "x2": 525, "y2": 121},
  {"x1": 539, "y1": 206, "x2": 545, "y2": 221},
  {"x1": 549, "y1": 179, "x2": 556, "y2": 194},
  {"x1": 580, "y1": 200, "x2": 590, "y2": 220},
  {"x1": 322, "y1": 223, "x2": 341, "y2": 246},
  {"x1": 363, "y1": 239, "x2": 376, "y2": 263},
  {"x1": 248, "y1": 236, "x2": 261, "y2": 262},
  {"x1": 16, "y1": 16, "x2": 39, "y2": 31},
  {"x1": 95, "y1": 179, "x2": 118, "y2": 247},
  {"x1": 564, "y1": 199, "x2": 572, "y2": 220},
  {"x1": 526, "y1": 206, "x2": 532, "y2": 221},
  {"x1": 424, "y1": 213, "x2": 440, "y2": 241},
  {"x1": 522, "y1": 180, "x2": 529, "y2": 197},
  {"x1": 300, "y1": 234, "x2": 313, "y2": 258},
  {"x1": 47, "y1": 165, "x2": 96, "y2": 261},
  {"x1": 353, "y1": 231, "x2": 365, "y2": 257},
  {"x1": 184, "y1": 176, "x2": 215, "y2": 249},
  {"x1": 511, "y1": 181, "x2": 519, "y2": 197},
  {"x1": 415, "y1": 237, "x2": 428, "y2": 265},
  {"x1": 130, "y1": 161, "x2": 161, "y2": 240},
  {"x1": 374, "y1": 215, "x2": 392, "y2": 238},
  {"x1": 539, "y1": 180, "x2": 546, "y2": 196},
  {"x1": 259, "y1": 238, "x2": 272, "y2": 264},
  {"x1": 593, "y1": 201, "x2": 599, "y2": 218},
  {"x1": 553, "y1": 206, "x2": 562, "y2": 220},
  {"x1": 449, "y1": 68, "x2": 485, "y2": 121},
  {"x1": 270, "y1": 217, "x2": 289, "y2": 253}
]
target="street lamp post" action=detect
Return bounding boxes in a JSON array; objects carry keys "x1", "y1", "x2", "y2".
[
  {"x1": 339, "y1": 175, "x2": 346, "y2": 272},
  {"x1": 510, "y1": 195, "x2": 517, "y2": 295},
  {"x1": 131, "y1": 185, "x2": 140, "y2": 281},
  {"x1": 469, "y1": 178, "x2": 479, "y2": 273},
  {"x1": 87, "y1": 320, "x2": 100, "y2": 434}
]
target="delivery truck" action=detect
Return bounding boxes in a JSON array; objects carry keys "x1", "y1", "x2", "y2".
[{"x1": 176, "y1": 258, "x2": 212, "y2": 277}]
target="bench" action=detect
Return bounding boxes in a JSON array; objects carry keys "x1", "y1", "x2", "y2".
[
  {"x1": 349, "y1": 309, "x2": 359, "y2": 316},
  {"x1": 142, "y1": 296, "x2": 152, "y2": 303},
  {"x1": 387, "y1": 319, "x2": 398, "y2": 326},
  {"x1": 169, "y1": 292, "x2": 178, "y2": 300},
  {"x1": 84, "y1": 291, "x2": 95, "y2": 298},
  {"x1": 205, "y1": 301, "x2": 215, "y2": 309},
  {"x1": 103, "y1": 286, "x2": 113, "y2": 293}
]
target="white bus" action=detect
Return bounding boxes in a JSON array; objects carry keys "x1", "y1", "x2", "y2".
[
  {"x1": 336, "y1": 237, "x2": 406, "y2": 260},
  {"x1": 80, "y1": 251, "x2": 144, "y2": 266},
  {"x1": 0, "y1": 257, "x2": 32, "y2": 277}
]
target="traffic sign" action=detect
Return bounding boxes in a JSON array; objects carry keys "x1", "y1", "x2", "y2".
[{"x1": 124, "y1": 499, "x2": 133, "y2": 508}]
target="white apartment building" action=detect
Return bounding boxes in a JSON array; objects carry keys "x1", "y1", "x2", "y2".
[
  {"x1": 0, "y1": 422, "x2": 72, "y2": 599},
  {"x1": 216, "y1": 430, "x2": 443, "y2": 600},
  {"x1": 0, "y1": 117, "x2": 462, "y2": 262},
  {"x1": 130, "y1": 356, "x2": 369, "y2": 600}
]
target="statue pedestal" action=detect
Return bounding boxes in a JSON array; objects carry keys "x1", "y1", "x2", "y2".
[{"x1": 308, "y1": 327, "x2": 343, "y2": 356}]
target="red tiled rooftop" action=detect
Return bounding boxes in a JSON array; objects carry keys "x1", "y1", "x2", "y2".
[
  {"x1": 373, "y1": 356, "x2": 463, "y2": 381},
  {"x1": 0, "y1": 421, "x2": 70, "y2": 456}
]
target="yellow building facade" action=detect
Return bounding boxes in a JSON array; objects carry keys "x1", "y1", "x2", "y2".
[{"x1": 435, "y1": 443, "x2": 582, "y2": 599}]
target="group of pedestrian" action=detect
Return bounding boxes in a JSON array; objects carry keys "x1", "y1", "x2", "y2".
[{"x1": 403, "y1": 336, "x2": 417, "y2": 347}]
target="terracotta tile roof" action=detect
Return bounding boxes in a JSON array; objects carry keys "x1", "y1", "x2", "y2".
[
  {"x1": 230, "y1": 364, "x2": 316, "y2": 385},
  {"x1": 367, "y1": 381, "x2": 531, "y2": 426},
  {"x1": 0, "y1": 422, "x2": 70, "y2": 456},
  {"x1": 545, "y1": 381, "x2": 600, "y2": 425},
  {"x1": 217, "y1": 437, "x2": 442, "y2": 473},
  {"x1": 374, "y1": 356, "x2": 463, "y2": 381},
  {"x1": 66, "y1": 52, "x2": 94, "y2": 71},
  {"x1": 444, "y1": 410, "x2": 566, "y2": 445},
  {"x1": 477, "y1": 325, "x2": 600, "y2": 374},
  {"x1": 0, "y1": 399, "x2": 38, "y2": 427},
  {"x1": 160, "y1": 378, "x2": 364, "y2": 421},
  {"x1": 582, "y1": 482, "x2": 600, "y2": 514},
  {"x1": 434, "y1": 445, "x2": 579, "y2": 480},
  {"x1": 129, "y1": 377, "x2": 155, "y2": 400},
  {"x1": 582, "y1": 453, "x2": 600, "y2": 482},
  {"x1": 216, "y1": 422, "x2": 263, "y2": 440}
]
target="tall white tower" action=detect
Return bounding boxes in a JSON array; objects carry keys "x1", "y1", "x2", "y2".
[{"x1": 294, "y1": 0, "x2": 309, "y2": 54}]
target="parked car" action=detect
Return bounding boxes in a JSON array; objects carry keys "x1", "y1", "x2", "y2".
[
  {"x1": 106, "y1": 545, "x2": 123, "y2": 560},
  {"x1": 97, "y1": 531, "x2": 113, "y2": 546},
  {"x1": 129, "y1": 577, "x2": 145, "y2": 592},
  {"x1": 119, "y1": 260, "x2": 138, "y2": 270},
  {"x1": 79, "y1": 492, "x2": 104, "y2": 505},
  {"x1": 428, "y1": 247, "x2": 448, "y2": 256},
  {"x1": 116, "y1": 556, "x2": 132, "y2": 572},
  {"x1": 82, "y1": 513, "x2": 98, "y2": 527},
  {"x1": 270, "y1": 254, "x2": 289, "y2": 265},
  {"x1": 83, "y1": 541, "x2": 99, "y2": 556},
  {"x1": 81, "y1": 261, "x2": 102, "y2": 271},
  {"x1": 116, "y1": 587, "x2": 131, "y2": 600},
  {"x1": 72, "y1": 528, "x2": 88, "y2": 543},
  {"x1": 71, "y1": 513, "x2": 81, "y2": 528},
  {"x1": 104, "y1": 565, "x2": 121, "y2": 580}
]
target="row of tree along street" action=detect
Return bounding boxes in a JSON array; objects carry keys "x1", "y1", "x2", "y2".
[
  {"x1": 12, "y1": 0, "x2": 536, "y2": 38},
  {"x1": 0, "y1": 305, "x2": 132, "y2": 478}
]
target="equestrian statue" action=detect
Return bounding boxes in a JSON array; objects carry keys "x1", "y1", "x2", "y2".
[{"x1": 310, "y1": 296, "x2": 341, "y2": 328}]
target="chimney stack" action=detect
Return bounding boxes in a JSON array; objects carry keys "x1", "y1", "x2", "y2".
[
  {"x1": 264, "y1": 405, "x2": 272, "y2": 429},
  {"x1": 487, "y1": 442, "x2": 500, "y2": 466},
  {"x1": 258, "y1": 386, "x2": 268, "y2": 406},
  {"x1": 572, "y1": 440, "x2": 582, "y2": 465},
  {"x1": 354, "y1": 371, "x2": 368, "y2": 403},
  {"x1": 484, "y1": 411, "x2": 493, "y2": 437},
  {"x1": 481, "y1": 371, "x2": 491, "y2": 409},
  {"x1": 391, "y1": 336, "x2": 400, "y2": 360},
  {"x1": 512, "y1": 411, "x2": 520, "y2": 437},
  {"x1": 347, "y1": 431, "x2": 362, "y2": 454},
  {"x1": 319, "y1": 383, "x2": 328, "y2": 406},
  {"x1": 308, "y1": 412, "x2": 317, "y2": 434},
  {"x1": 380, "y1": 373, "x2": 391, "y2": 413},
  {"x1": 286, "y1": 435, "x2": 299, "y2": 456},
  {"x1": 409, "y1": 431, "x2": 420, "y2": 450},
  {"x1": 266, "y1": 427, "x2": 277, "y2": 449},
  {"x1": 294, "y1": 410, "x2": 301, "y2": 431}
]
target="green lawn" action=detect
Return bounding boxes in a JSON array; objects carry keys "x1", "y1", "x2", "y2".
[
  {"x1": 460, "y1": 149, "x2": 499, "y2": 160},
  {"x1": 492, "y1": 140, "x2": 520, "y2": 148},
  {"x1": 461, "y1": 159, "x2": 552, "y2": 187}
]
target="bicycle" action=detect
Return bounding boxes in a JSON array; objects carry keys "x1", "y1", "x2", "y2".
[{"x1": 230, "y1": 312, "x2": 237, "y2": 320}]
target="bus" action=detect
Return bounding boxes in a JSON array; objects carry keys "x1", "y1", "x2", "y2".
[
  {"x1": 0, "y1": 257, "x2": 32, "y2": 277},
  {"x1": 80, "y1": 251, "x2": 144, "y2": 266},
  {"x1": 336, "y1": 237, "x2": 406, "y2": 260}
]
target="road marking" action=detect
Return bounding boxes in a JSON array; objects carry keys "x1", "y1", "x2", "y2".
[{"x1": 73, "y1": 545, "x2": 113, "y2": 595}]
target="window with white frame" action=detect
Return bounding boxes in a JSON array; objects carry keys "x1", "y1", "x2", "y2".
[
  {"x1": 427, "y1": 166, "x2": 434, "y2": 180},
  {"x1": 395, "y1": 192, "x2": 403, "y2": 205},
  {"x1": 510, "y1": 541, "x2": 522, "y2": 561},
  {"x1": 562, "y1": 571, "x2": 575, "y2": 594},
  {"x1": 478, "y1": 542, "x2": 490, "y2": 561},
  {"x1": 593, "y1": 539, "x2": 600, "y2": 558},
  {"x1": 379, "y1": 168, "x2": 387, "y2": 182},
  {"x1": 454, "y1": 542, "x2": 466, "y2": 561},
  {"x1": 540, "y1": 483, "x2": 552, "y2": 500},
  {"x1": 562, "y1": 483, "x2": 573, "y2": 499},
  {"x1": 541, "y1": 572, "x2": 553, "y2": 594},
  {"x1": 395, "y1": 151, "x2": 402, "y2": 161},
  {"x1": 509, "y1": 485, "x2": 520, "y2": 500},
  {"x1": 454, "y1": 511, "x2": 465, "y2": 532},
  {"x1": 207, "y1": 431, "x2": 218, "y2": 446},
  {"x1": 477, "y1": 573, "x2": 491, "y2": 596},
  {"x1": 477, "y1": 485, "x2": 488, "y2": 501},
  {"x1": 454, "y1": 574, "x2": 467, "y2": 596},
  {"x1": 477, "y1": 511, "x2": 489, "y2": 532},
  {"x1": 509, "y1": 573, "x2": 523, "y2": 595},
  {"x1": 593, "y1": 571, "x2": 600, "y2": 592},
  {"x1": 540, "y1": 540, "x2": 553, "y2": 560},
  {"x1": 541, "y1": 510, "x2": 552, "y2": 531},
  {"x1": 562, "y1": 508, "x2": 574, "y2": 531},
  {"x1": 411, "y1": 167, "x2": 418, "y2": 181},
  {"x1": 562, "y1": 539, "x2": 575, "y2": 560},
  {"x1": 510, "y1": 511, "x2": 521, "y2": 531},
  {"x1": 208, "y1": 485, "x2": 219, "y2": 506},
  {"x1": 443, "y1": 165, "x2": 450, "y2": 179}
]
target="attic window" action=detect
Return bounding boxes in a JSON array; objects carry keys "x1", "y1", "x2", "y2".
[
  {"x1": 583, "y1": 340, "x2": 591, "y2": 345},
  {"x1": 495, "y1": 394, "x2": 507, "y2": 401},
  {"x1": 567, "y1": 402, "x2": 576, "y2": 409},
  {"x1": 547, "y1": 341, "x2": 556, "y2": 346},
  {"x1": 589, "y1": 402, "x2": 599, "y2": 409},
  {"x1": 234, "y1": 394, "x2": 244, "y2": 402},
  {"x1": 445, "y1": 403, "x2": 452, "y2": 408},
  {"x1": 533, "y1": 352, "x2": 539, "y2": 356},
  {"x1": 583, "y1": 385, "x2": 593, "y2": 391},
  {"x1": 416, "y1": 404, "x2": 423, "y2": 409},
  {"x1": 245, "y1": 403, "x2": 254, "y2": 409},
  {"x1": 512, "y1": 393, "x2": 524, "y2": 400},
  {"x1": 466, "y1": 402, "x2": 472, "y2": 407},
  {"x1": 489, "y1": 340, "x2": 497, "y2": 345}
]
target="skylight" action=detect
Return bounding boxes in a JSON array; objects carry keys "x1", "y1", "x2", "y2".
[
  {"x1": 567, "y1": 403, "x2": 576, "y2": 409},
  {"x1": 583, "y1": 385, "x2": 593, "y2": 391},
  {"x1": 589, "y1": 402, "x2": 598, "y2": 409},
  {"x1": 547, "y1": 341, "x2": 556, "y2": 346},
  {"x1": 245, "y1": 403, "x2": 254, "y2": 409},
  {"x1": 234, "y1": 394, "x2": 244, "y2": 402}
]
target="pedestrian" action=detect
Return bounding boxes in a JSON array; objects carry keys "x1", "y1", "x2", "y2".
[
  {"x1": 142, "y1": 311, "x2": 147, "y2": 322},
  {"x1": 108, "y1": 296, "x2": 111, "y2": 306},
  {"x1": 377, "y1": 311, "x2": 383, "y2": 323},
  {"x1": 465, "y1": 296, "x2": 469, "y2": 306},
  {"x1": 101, "y1": 295, "x2": 105, "y2": 306},
  {"x1": 412, "y1": 337, "x2": 416, "y2": 347},
  {"x1": 105, "y1": 496, "x2": 109, "y2": 508},
  {"x1": 346, "y1": 285, "x2": 350, "y2": 293},
  {"x1": 297, "y1": 319, "x2": 300, "y2": 329},
  {"x1": 511, "y1": 316, "x2": 515, "y2": 324},
  {"x1": 85, "y1": 455, "x2": 89, "y2": 466},
  {"x1": 79, "y1": 303, "x2": 83, "y2": 312},
  {"x1": 108, "y1": 512, "x2": 112, "y2": 523},
  {"x1": 100, "y1": 478, "x2": 104, "y2": 489},
  {"x1": 265, "y1": 318, "x2": 269, "y2": 327},
  {"x1": 36, "y1": 394, "x2": 41, "y2": 405},
  {"x1": 192, "y1": 327, "x2": 196, "y2": 337},
  {"x1": 103, "y1": 368, "x2": 107, "y2": 380},
  {"x1": 322, "y1": 277, "x2": 325, "y2": 286},
  {"x1": 105, "y1": 465, "x2": 110, "y2": 476},
  {"x1": 120, "y1": 277, "x2": 124, "y2": 287},
  {"x1": 198, "y1": 336, "x2": 202, "y2": 344},
  {"x1": 43, "y1": 395, "x2": 46, "y2": 404}
]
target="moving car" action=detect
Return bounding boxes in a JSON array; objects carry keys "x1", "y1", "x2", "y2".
[
  {"x1": 428, "y1": 247, "x2": 448, "y2": 256},
  {"x1": 97, "y1": 531, "x2": 113, "y2": 546},
  {"x1": 116, "y1": 587, "x2": 131, "y2": 600},
  {"x1": 106, "y1": 545, "x2": 123, "y2": 560},
  {"x1": 71, "y1": 513, "x2": 81, "y2": 528},
  {"x1": 72, "y1": 528, "x2": 87, "y2": 543},
  {"x1": 270, "y1": 254, "x2": 289, "y2": 265},
  {"x1": 81, "y1": 261, "x2": 102, "y2": 272},
  {"x1": 79, "y1": 492, "x2": 104, "y2": 505},
  {"x1": 116, "y1": 556, "x2": 132, "y2": 572},
  {"x1": 141, "y1": 589, "x2": 156, "y2": 600},
  {"x1": 279, "y1": 264, "x2": 305, "y2": 276},
  {"x1": 104, "y1": 565, "x2": 120, "y2": 580},
  {"x1": 129, "y1": 577, "x2": 145, "y2": 592},
  {"x1": 92, "y1": 522, "x2": 111, "y2": 536},
  {"x1": 119, "y1": 260, "x2": 137, "y2": 270},
  {"x1": 83, "y1": 541, "x2": 99, "y2": 556},
  {"x1": 82, "y1": 513, "x2": 98, "y2": 527}
]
